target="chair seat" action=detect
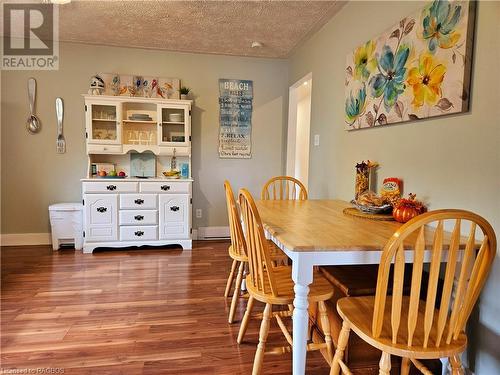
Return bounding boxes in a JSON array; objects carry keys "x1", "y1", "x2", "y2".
[
  {"x1": 229, "y1": 240, "x2": 287, "y2": 263},
  {"x1": 228, "y1": 244, "x2": 247, "y2": 262},
  {"x1": 337, "y1": 295, "x2": 467, "y2": 359},
  {"x1": 246, "y1": 266, "x2": 334, "y2": 305}
]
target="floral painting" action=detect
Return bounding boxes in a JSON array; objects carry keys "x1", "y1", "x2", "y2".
[
  {"x1": 100, "y1": 73, "x2": 180, "y2": 99},
  {"x1": 345, "y1": 0, "x2": 475, "y2": 130}
]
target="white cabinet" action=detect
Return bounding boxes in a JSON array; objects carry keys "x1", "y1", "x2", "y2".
[
  {"x1": 81, "y1": 95, "x2": 193, "y2": 253},
  {"x1": 159, "y1": 194, "x2": 190, "y2": 240},
  {"x1": 82, "y1": 180, "x2": 192, "y2": 253},
  {"x1": 84, "y1": 194, "x2": 118, "y2": 242}
]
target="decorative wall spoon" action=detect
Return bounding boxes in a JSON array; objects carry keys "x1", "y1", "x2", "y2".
[{"x1": 26, "y1": 78, "x2": 41, "y2": 134}]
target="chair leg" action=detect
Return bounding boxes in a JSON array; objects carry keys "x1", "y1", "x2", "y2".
[
  {"x1": 228, "y1": 261, "x2": 245, "y2": 323},
  {"x1": 224, "y1": 259, "x2": 238, "y2": 297},
  {"x1": 318, "y1": 301, "x2": 333, "y2": 363},
  {"x1": 329, "y1": 321, "x2": 350, "y2": 375},
  {"x1": 449, "y1": 354, "x2": 465, "y2": 375},
  {"x1": 400, "y1": 357, "x2": 410, "y2": 375},
  {"x1": 252, "y1": 303, "x2": 272, "y2": 375},
  {"x1": 237, "y1": 295, "x2": 255, "y2": 344},
  {"x1": 379, "y1": 352, "x2": 391, "y2": 375}
]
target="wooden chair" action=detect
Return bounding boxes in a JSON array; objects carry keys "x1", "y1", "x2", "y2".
[
  {"x1": 238, "y1": 188, "x2": 335, "y2": 375},
  {"x1": 261, "y1": 176, "x2": 308, "y2": 201},
  {"x1": 223, "y1": 181, "x2": 287, "y2": 324},
  {"x1": 329, "y1": 210, "x2": 497, "y2": 375}
]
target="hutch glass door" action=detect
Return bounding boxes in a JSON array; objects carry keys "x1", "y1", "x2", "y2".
[
  {"x1": 87, "y1": 103, "x2": 121, "y2": 144},
  {"x1": 158, "y1": 105, "x2": 189, "y2": 146}
]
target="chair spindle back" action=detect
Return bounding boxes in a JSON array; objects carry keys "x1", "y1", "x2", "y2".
[
  {"x1": 372, "y1": 210, "x2": 496, "y2": 349},
  {"x1": 224, "y1": 180, "x2": 247, "y2": 258},
  {"x1": 239, "y1": 188, "x2": 278, "y2": 296},
  {"x1": 261, "y1": 176, "x2": 308, "y2": 201}
]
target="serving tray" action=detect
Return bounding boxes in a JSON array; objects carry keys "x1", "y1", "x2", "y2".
[{"x1": 343, "y1": 207, "x2": 395, "y2": 221}]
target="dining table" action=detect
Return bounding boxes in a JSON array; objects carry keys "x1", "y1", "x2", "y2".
[{"x1": 255, "y1": 199, "x2": 458, "y2": 375}]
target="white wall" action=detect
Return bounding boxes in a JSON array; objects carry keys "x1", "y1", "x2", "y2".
[
  {"x1": 1, "y1": 42, "x2": 289, "y2": 234},
  {"x1": 289, "y1": 1, "x2": 500, "y2": 373}
]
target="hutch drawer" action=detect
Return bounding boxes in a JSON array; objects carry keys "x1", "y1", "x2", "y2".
[
  {"x1": 140, "y1": 181, "x2": 190, "y2": 194},
  {"x1": 119, "y1": 210, "x2": 158, "y2": 225},
  {"x1": 120, "y1": 194, "x2": 157, "y2": 209},
  {"x1": 83, "y1": 181, "x2": 138, "y2": 193},
  {"x1": 87, "y1": 144, "x2": 123, "y2": 154},
  {"x1": 120, "y1": 225, "x2": 158, "y2": 241}
]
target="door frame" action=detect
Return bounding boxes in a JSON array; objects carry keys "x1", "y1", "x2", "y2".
[{"x1": 286, "y1": 72, "x2": 312, "y2": 190}]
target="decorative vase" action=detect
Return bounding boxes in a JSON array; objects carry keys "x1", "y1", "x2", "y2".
[
  {"x1": 355, "y1": 169, "x2": 370, "y2": 199},
  {"x1": 180, "y1": 94, "x2": 188, "y2": 100}
]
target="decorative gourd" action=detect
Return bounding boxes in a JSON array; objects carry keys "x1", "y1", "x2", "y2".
[{"x1": 393, "y1": 193, "x2": 426, "y2": 223}]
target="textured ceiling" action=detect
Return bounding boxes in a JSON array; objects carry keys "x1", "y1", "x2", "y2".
[{"x1": 58, "y1": 1, "x2": 344, "y2": 58}]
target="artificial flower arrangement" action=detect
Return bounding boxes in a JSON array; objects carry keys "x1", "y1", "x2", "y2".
[{"x1": 392, "y1": 193, "x2": 427, "y2": 223}]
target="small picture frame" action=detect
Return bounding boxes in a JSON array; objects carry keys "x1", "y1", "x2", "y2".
[{"x1": 130, "y1": 152, "x2": 156, "y2": 178}]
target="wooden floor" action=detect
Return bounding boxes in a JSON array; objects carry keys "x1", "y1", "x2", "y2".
[{"x1": 1, "y1": 241, "x2": 329, "y2": 374}]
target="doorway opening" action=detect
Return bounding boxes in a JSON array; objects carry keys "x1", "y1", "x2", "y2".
[{"x1": 286, "y1": 73, "x2": 312, "y2": 190}]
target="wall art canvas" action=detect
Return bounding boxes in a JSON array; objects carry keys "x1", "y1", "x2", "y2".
[
  {"x1": 218, "y1": 79, "x2": 253, "y2": 159},
  {"x1": 99, "y1": 73, "x2": 180, "y2": 99},
  {"x1": 345, "y1": 0, "x2": 475, "y2": 130}
]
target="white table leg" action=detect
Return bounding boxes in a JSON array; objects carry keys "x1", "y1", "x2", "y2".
[{"x1": 291, "y1": 253, "x2": 314, "y2": 375}]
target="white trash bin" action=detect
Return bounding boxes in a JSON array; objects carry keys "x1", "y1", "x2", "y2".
[{"x1": 49, "y1": 203, "x2": 83, "y2": 250}]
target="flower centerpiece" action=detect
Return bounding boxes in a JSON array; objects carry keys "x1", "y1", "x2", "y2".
[{"x1": 392, "y1": 193, "x2": 426, "y2": 223}]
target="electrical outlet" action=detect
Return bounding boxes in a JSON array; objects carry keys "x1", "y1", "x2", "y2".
[
  {"x1": 195, "y1": 209, "x2": 202, "y2": 218},
  {"x1": 314, "y1": 134, "x2": 320, "y2": 146}
]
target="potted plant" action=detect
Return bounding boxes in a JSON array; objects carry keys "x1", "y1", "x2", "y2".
[{"x1": 180, "y1": 87, "x2": 190, "y2": 100}]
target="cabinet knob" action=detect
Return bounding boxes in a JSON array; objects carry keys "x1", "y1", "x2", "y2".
[
  {"x1": 170, "y1": 206, "x2": 180, "y2": 212},
  {"x1": 134, "y1": 230, "x2": 144, "y2": 237},
  {"x1": 96, "y1": 207, "x2": 107, "y2": 213},
  {"x1": 161, "y1": 185, "x2": 170, "y2": 191},
  {"x1": 134, "y1": 215, "x2": 144, "y2": 221},
  {"x1": 134, "y1": 199, "x2": 144, "y2": 205},
  {"x1": 106, "y1": 185, "x2": 116, "y2": 190}
]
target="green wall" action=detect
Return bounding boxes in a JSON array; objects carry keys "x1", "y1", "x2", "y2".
[{"x1": 289, "y1": 1, "x2": 500, "y2": 373}]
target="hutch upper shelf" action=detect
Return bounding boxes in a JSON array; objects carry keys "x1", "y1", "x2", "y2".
[{"x1": 83, "y1": 95, "x2": 192, "y2": 155}]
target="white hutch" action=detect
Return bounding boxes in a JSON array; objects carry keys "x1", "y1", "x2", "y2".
[{"x1": 81, "y1": 95, "x2": 193, "y2": 253}]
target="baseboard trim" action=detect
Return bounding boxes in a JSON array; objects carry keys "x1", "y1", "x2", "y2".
[
  {"x1": 1, "y1": 227, "x2": 230, "y2": 246},
  {"x1": 1, "y1": 233, "x2": 51, "y2": 247},
  {"x1": 196, "y1": 226, "x2": 230, "y2": 240}
]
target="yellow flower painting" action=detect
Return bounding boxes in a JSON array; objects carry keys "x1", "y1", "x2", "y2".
[
  {"x1": 407, "y1": 53, "x2": 447, "y2": 107},
  {"x1": 345, "y1": 0, "x2": 475, "y2": 130}
]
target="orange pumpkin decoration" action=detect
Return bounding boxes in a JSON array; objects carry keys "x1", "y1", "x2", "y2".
[{"x1": 392, "y1": 193, "x2": 426, "y2": 223}]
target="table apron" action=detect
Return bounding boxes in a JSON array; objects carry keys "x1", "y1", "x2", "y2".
[{"x1": 266, "y1": 230, "x2": 456, "y2": 266}]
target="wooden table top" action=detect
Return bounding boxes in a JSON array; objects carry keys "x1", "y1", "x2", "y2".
[{"x1": 256, "y1": 200, "x2": 458, "y2": 253}]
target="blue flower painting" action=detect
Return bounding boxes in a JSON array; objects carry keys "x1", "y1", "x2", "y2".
[{"x1": 345, "y1": 0, "x2": 475, "y2": 130}]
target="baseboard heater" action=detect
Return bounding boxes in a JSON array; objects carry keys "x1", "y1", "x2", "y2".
[{"x1": 196, "y1": 226, "x2": 230, "y2": 240}]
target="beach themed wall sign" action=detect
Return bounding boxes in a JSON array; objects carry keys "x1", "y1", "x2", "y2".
[
  {"x1": 345, "y1": 0, "x2": 475, "y2": 130},
  {"x1": 218, "y1": 79, "x2": 253, "y2": 159}
]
